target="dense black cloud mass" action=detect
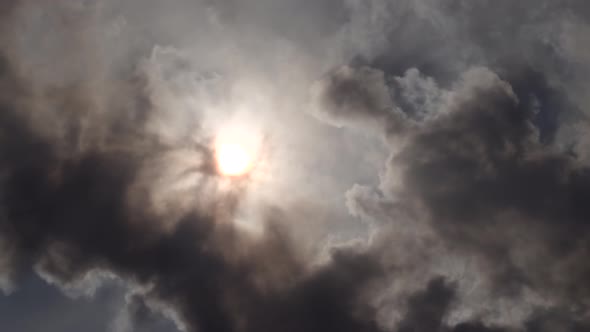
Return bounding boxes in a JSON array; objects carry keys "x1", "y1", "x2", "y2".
[
  {"x1": 2, "y1": 1, "x2": 590, "y2": 332},
  {"x1": 397, "y1": 278, "x2": 456, "y2": 332},
  {"x1": 325, "y1": 66, "x2": 590, "y2": 330}
]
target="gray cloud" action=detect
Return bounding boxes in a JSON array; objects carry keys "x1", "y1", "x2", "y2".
[
  {"x1": 338, "y1": 65, "x2": 590, "y2": 328},
  {"x1": 2, "y1": 1, "x2": 590, "y2": 332},
  {"x1": 0, "y1": 32, "x2": 384, "y2": 332},
  {"x1": 310, "y1": 65, "x2": 411, "y2": 136}
]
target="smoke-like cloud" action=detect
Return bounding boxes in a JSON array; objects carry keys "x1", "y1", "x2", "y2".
[
  {"x1": 0, "y1": 46, "x2": 386, "y2": 331},
  {"x1": 2, "y1": 1, "x2": 590, "y2": 332}
]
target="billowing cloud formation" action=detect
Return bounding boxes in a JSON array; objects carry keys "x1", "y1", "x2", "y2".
[
  {"x1": 0, "y1": 46, "x2": 383, "y2": 332},
  {"x1": 2, "y1": 1, "x2": 590, "y2": 332},
  {"x1": 327, "y1": 65, "x2": 590, "y2": 330}
]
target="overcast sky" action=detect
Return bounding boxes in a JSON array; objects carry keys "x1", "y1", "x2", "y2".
[{"x1": 1, "y1": 1, "x2": 590, "y2": 331}]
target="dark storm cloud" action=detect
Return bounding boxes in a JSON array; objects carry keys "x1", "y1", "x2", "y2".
[
  {"x1": 0, "y1": 42, "x2": 384, "y2": 332},
  {"x1": 312, "y1": 65, "x2": 590, "y2": 328},
  {"x1": 310, "y1": 65, "x2": 411, "y2": 136},
  {"x1": 397, "y1": 277, "x2": 456, "y2": 332},
  {"x1": 312, "y1": 6, "x2": 590, "y2": 326},
  {"x1": 324, "y1": 65, "x2": 590, "y2": 330},
  {"x1": 3, "y1": 1, "x2": 590, "y2": 332},
  {"x1": 387, "y1": 68, "x2": 590, "y2": 302}
]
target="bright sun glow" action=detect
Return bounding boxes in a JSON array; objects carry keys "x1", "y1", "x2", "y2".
[
  {"x1": 214, "y1": 124, "x2": 261, "y2": 177},
  {"x1": 216, "y1": 142, "x2": 253, "y2": 176}
]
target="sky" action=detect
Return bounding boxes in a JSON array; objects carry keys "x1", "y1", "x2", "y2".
[{"x1": 1, "y1": 1, "x2": 590, "y2": 331}]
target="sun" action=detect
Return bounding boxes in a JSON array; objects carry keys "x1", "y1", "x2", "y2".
[
  {"x1": 216, "y1": 142, "x2": 253, "y2": 176},
  {"x1": 214, "y1": 125, "x2": 261, "y2": 177}
]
